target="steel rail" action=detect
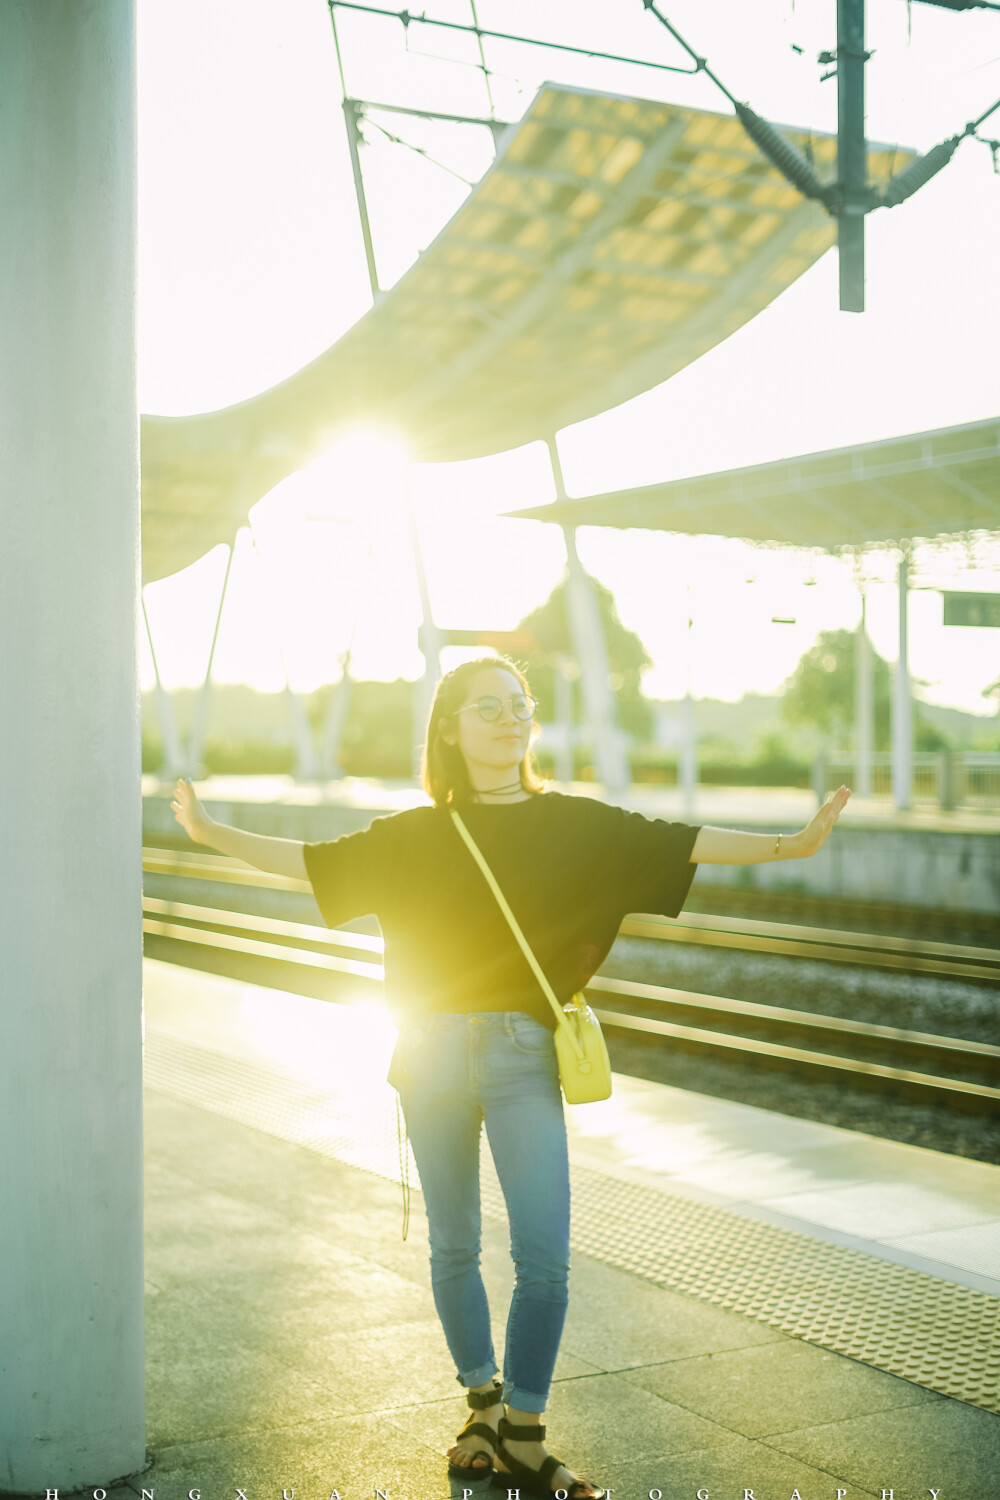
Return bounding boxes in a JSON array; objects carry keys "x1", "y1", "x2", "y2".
[
  {"x1": 585, "y1": 972, "x2": 1000, "y2": 1065},
  {"x1": 141, "y1": 894, "x2": 1000, "y2": 1111},
  {"x1": 619, "y1": 911, "x2": 1000, "y2": 983},
  {"x1": 142, "y1": 917, "x2": 383, "y2": 983},
  {"x1": 143, "y1": 847, "x2": 312, "y2": 892},
  {"x1": 588, "y1": 1008, "x2": 1000, "y2": 1108},
  {"x1": 143, "y1": 894, "x2": 382, "y2": 955}
]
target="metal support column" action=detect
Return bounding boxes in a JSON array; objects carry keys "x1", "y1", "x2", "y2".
[
  {"x1": 408, "y1": 478, "x2": 445, "y2": 775},
  {"x1": 328, "y1": 3, "x2": 380, "y2": 299},
  {"x1": 680, "y1": 587, "x2": 698, "y2": 818},
  {"x1": 187, "y1": 538, "x2": 236, "y2": 775},
  {"x1": 342, "y1": 99, "x2": 380, "y2": 299},
  {"x1": 320, "y1": 656, "x2": 354, "y2": 778},
  {"x1": 836, "y1": 0, "x2": 868, "y2": 312},
  {"x1": 547, "y1": 438, "x2": 629, "y2": 793},
  {"x1": 285, "y1": 684, "x2": 321, "y2": 781},
  {"x1": 892, "y1": 549, "x2": 913, "y2": 812},
  {"x1": 1, "y1": 3, "x2": 146, "y2": 1488},
  {"x1": 250, "y1": 530, "x2": 321, "y2": 780},
  {"x1": 142, "y1": 592, "x2": 184, "y2": 778},
  {"x1": 855, "y1": 589, "x2": 873, "y2": 798},
  {"x1": 553, "y1": 653, "x2": 575, "y2": 784}
]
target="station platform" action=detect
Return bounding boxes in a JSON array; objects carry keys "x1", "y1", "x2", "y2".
[{"x1": 130, "y1": 960, "x2": 1000, "y2": 1500}]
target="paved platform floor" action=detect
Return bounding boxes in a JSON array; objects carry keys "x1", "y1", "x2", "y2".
[{"x1": 113, "y1": 962, "x2": 1000, "y2": 1500}]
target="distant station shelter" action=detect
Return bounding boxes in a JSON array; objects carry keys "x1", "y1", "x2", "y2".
[
  {"x1": 140, "y1": 81, "x2": 932, "y2": 792},
  {"x1": 513, "y1": 414, "x2": 1000, "y2": 808}
]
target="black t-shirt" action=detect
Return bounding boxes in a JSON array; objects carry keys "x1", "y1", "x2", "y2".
[{"x1": 304, "y1": 791, "x2": 700, "y2": 1028}]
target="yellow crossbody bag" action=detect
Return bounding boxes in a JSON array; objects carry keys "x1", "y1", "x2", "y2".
[{"x1": 450, "y1": 809, "x2": 612, "y2": 1104}]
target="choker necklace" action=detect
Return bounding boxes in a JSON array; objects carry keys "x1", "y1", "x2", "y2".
[{"x1": 473, "y1": 779, "x2": 524, "y2": 799}]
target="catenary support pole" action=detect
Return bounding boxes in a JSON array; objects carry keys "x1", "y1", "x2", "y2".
[
  {"x1": 547, "y1": 438, "x2": 630, "y2": 793},
  {"x1": 892, "y1": 548, "x2": 913, "y2": 811},
  {"x1": 0, "y1": 3, "x2": 146, "y2": 1490},
  {"x1": 837, "y1": 0, "x2": 868, "y2": 312},
  {"x1": 855, "y1": 588, "x2": 874, "y2": 798}
]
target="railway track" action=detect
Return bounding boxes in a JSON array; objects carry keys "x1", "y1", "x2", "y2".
[
  {"x1": 142, "y1": 847, "x2": 1000, "y2": 1115},
  {"x1": 687, "y1": 881, "x2": 1000, "y2": 947}
]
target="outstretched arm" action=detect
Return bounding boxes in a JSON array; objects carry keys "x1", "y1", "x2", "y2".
[
  {"x1": 170, "y1": 778, "x2": 308, "y2": 880},
  {"x1": 690, "y1": 785, "x2": 851, "y2": 865}
]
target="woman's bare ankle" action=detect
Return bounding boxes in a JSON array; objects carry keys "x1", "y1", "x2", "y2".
[{"x1": 504, "y1": 1404, "x2": 543, "y2": 1427}]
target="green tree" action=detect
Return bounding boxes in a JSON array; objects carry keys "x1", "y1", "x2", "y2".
[
  {"x1": 338, "y1": 679, "x2": 414, "y2": 776},
  {"x1": 781, "y1": 629, "x2": 892, "y2": 748},
  {"x1": 781, "y1": 628, "x2": 952, "y2": 750},
  {"x1": 515, "y1": 573, "x2": 654, "y2": 739}
]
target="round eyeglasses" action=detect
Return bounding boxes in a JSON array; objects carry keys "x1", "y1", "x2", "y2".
[{"x1": 455, "y1": 694, "x2": 538, "y2": 724}]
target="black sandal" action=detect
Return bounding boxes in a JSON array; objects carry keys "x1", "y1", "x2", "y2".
[
  {"x1": 490, "y1": 1418, "x2": 606, "y2": 1500},
  {"x1": 447, "y1": 1380, "x2": 503, "y2": 1480}
]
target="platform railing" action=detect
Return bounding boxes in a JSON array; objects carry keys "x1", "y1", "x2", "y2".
[{"x1": 820, "y1": 751, "x2": 1000, "y2": 810}]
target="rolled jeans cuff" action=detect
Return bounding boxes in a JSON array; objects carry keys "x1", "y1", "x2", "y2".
[
  {"x1": 458, "y1": 1360, "x2": 499, "y2": 1390},
  {"x1": 502, "y1": 1381, "x2": 547, "y2": 1413}
]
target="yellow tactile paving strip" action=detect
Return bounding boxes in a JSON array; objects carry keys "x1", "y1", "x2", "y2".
[
  {"x1": 145, "y1": 1028, "x2": 1000, "y2": 1416},
  {"x1": 522, "y1": 1164, "x2": 1000, "y2": 1413}
]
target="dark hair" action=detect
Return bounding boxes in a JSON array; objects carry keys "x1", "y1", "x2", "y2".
[{"x1": 421, "y1": 655, "x2": 546, "y2": 808}]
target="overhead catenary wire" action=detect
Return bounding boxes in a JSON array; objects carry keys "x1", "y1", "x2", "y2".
[
  {"x1": 641, "y1": 2, "x2": 841, "y2": 205},
  {"x1": 910, "y1": 0, "x2": 1000, "y2": 12},
  {"x1": 326, "y1": 2, "x2": 702, "y2": 77},
  {"x1": 641, "y1": 2, "x2": 1000, "y2": 215},
  {"x1": 468, "y1": 0, "x2": 496, "y2": 123},
  {"x1": 639, "y1": 0, "x2": 738, "y2": 104},
  {"x1": 879, "y1": 90, "x2": 1000, "y2": 205},
  {"x1": 360, "y1": 113, "x2": 476, "y2": 187}
]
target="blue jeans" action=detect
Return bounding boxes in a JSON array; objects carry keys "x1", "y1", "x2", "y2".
[{"x1": 392, "y1": 1010, "x2": 570, "y2": 1413}]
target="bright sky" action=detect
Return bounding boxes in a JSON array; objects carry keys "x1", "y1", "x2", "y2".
[{"x1": 137, "y1": 0, "x2": 1000, "y2": 716}]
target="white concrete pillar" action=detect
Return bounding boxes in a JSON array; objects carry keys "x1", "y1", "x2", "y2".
[
  {"x1": 855, "y1": 590, "x2": 873, "y2": 799},
  {"x1": 892, "y1": 550, "x2": 913, "y2": 812},
  {"x1": 0, "y1": 3, "x2": 145, "y2": 1491},
  {"x1": 546, "y1": 439, "x2": 629, "y2": 792}
]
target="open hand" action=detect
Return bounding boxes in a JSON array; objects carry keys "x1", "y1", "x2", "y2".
[
  {"x1": 170, "y1": 777, "x2": 211, "y2": 846},
  {"x1": 797, "y1": 784, "x2": 851, "y2": 858}
]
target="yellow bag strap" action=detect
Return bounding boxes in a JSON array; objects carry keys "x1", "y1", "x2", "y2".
[{"x1": 450, "y1": 808, "x2": 570, "y2": 1034}]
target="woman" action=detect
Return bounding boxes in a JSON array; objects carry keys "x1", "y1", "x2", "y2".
[{"x1": 171, "y1": 655, "x2": 850, "y2": 1500}]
